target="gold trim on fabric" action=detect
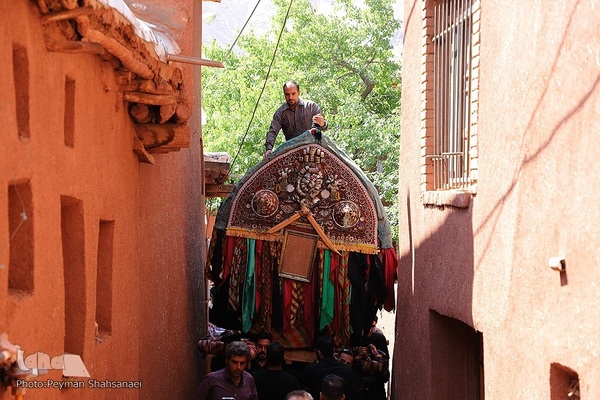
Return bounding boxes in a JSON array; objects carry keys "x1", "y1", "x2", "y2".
[
  {"x1": 226, "y1": 228, "x2": 378, "y2": 254},
  {"x1": 317, "y1": 241, "x2": 379, "y2": 255},
  {"x1": 225, "y1": 228, "x2": 282, "y2": 242}
]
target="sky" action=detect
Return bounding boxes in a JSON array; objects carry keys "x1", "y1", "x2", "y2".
[{"x1": 202, "y1": 0, "x2": 403, "y2": 59}]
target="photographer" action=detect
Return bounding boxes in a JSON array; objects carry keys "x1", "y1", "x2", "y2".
[{"x1": 353, "y1": 344, "x2": 389, "y2": 400}]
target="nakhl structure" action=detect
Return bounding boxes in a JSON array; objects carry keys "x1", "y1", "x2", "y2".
[{"x1": 205, "y1": 132, "x2": 397, "y2": 350}]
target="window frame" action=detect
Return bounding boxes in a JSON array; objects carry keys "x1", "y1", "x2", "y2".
[{"x1": 420, "y1": 0, "x2": 480, "y2": 207}]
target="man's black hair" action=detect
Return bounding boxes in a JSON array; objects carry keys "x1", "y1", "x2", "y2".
[
  {"x1": 315, "y1": 334, "x2": 334, "y2": 358},
  {"x1": 225, "y1": 341, "x2": 251, "y2": 360},
  {"x1": 283, "y1": 80, "x2": 300, "y2": 91},
  {"x1": 266, "y1": 342, "x2": 285, "y2": 367},
  {"x1": 320, "y1": 374, "x2": 345, "y2": 400},
  {"x1": 256, "y1": 331, "x2": 273, "y2": 342},
  {"x1": 340, "y1": 348, "x2": 355, "y2": 357},
  {"x1": 285, "y1": 390, "x2": 313, "y2": 400}
]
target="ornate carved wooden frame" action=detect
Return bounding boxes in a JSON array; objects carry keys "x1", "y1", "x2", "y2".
[{"x1": 279, "y1": 228, "x2": 318, "y2": 282}]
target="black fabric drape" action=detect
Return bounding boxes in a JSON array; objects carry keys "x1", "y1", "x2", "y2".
[
  {"x1": 271, "y1": 261, "x2": 284, "y2": 330},
  {"x1": 348, "y1": 252, "x2": 368, "y2": 345},
  {"x1": 208, "y1": 229, "x2": 225, "y2": 285}
]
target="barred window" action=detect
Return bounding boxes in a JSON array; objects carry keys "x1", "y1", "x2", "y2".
[{"x1": 429, "y1": 0, "x2": 474, "y2": 190}]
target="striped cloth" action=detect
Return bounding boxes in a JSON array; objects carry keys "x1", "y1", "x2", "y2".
[{"x1": 228, "y1": 237, "x2": 247, "y2": 311}]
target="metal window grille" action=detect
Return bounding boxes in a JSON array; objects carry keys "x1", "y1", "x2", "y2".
[{"x1": 430, "y1": 0, "x2": 473, "y2": 190}]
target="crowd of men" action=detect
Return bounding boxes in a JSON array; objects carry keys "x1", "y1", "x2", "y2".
[{"x1": 192, "y1": 320, "x2": 390, "y2": 400}]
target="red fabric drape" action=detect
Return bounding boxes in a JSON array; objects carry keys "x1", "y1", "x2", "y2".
[
  {"x1": 283, "y1": 279, "x2": 293, "y2": 330},
  {"x1": 254, "y1": 240, "x2": 262, "y2": 312},
  {"x1": 303, "y1": 276, "x2": 316, "y2": 343},
  {"x1": 218, "y1": 235, "x2": 236, "y2": 287},
  {"x1": 382, "y1": 247, "x2": 398, "y2": 311}
]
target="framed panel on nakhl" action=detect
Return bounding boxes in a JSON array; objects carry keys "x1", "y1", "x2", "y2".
[{"x1": 279, "y1": 228, "x2": 318, "y2": 282}]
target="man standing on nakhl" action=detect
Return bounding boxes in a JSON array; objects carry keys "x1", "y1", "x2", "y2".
[
  {"x1": 192, "y1": 341, "x2": 258, "y2": 400},
  {"x1": 264, "y1": 80, "x2": 328, "y2": 158}
]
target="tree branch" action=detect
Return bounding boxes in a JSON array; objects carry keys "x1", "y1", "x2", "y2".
[{"x1": 337, "y1": 60, "x2": 375, "y2": 100}]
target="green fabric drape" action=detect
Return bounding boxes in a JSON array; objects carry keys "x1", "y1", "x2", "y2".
[
  {"x1": 242, "y1": 239, "x2": 256, "y2": 333},
  {"x1": 320, "y1": 249, "x2": 334, "y2": 330}
]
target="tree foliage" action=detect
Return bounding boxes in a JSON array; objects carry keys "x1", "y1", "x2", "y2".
[{"x1": 202, "y1": 0, "x2": 401, "y2": 243}]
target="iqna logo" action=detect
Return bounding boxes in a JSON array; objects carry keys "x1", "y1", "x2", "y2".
[{"x1": 15, "y1": 347, "x2": 90, "y2": 378}]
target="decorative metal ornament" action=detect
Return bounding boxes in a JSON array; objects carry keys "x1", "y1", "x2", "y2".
[
  {"x1": 251, "y1": 189, "x2": 279, "y2": 217},
  {"x1": 227, "y1": 144, "x2": 379, "y2": 253},
  {"x1": 332, "y1": 201, "x2": 360, "y2": 228}
]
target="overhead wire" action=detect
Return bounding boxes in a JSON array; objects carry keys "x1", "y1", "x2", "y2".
[
  {"x1": 228, "y1": 0, "x2": 262, "y2": 55},
  {"x1": 229, "y1": 0, "x2": 295, "y2": 173}
]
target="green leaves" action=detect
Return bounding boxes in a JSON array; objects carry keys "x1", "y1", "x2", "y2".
[{"x1": 202, "y1": 0, "x2": 401, "y2": 244}]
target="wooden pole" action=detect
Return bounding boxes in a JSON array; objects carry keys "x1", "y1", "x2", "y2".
[
  {"x1": 166, "y1": 54, "x2": 224, "y2": 68},
  {"x1": 159, "y1": 104, "x2": 177, "y2": 123},
  {"x1": 40, "y1": 6, "x2": 94, "y2": 24},
  {"x1": 123, "y1": 92, "x2": 177, "y2": 106},
  {"x1": 45, "y1": 38, "x2": 106, "y2": 55},
  {"x1": 130, "y1": 104, "x2": 152, "y2": 123},
  {"x1": 133, "y1": 137, "x2": 156, "y2": 164},
  {"x1": 135, "y1": 123, "x2": 191, "y2": 150}
]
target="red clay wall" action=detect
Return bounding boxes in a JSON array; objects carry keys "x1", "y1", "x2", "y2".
[
  {"x1": 0, "y1": 1, "x2": 206, "y2": 399},
  {"x1": 397, "y1": 1, "x2": 600, "y2": 398}
]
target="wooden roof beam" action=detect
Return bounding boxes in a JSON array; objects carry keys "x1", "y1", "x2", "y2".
[{"x1": 205, "y1": 184, "x2": 235, "y2": 198}]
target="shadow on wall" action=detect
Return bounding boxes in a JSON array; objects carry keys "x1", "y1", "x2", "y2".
[
  {"x1": 184, "y1": 131, "x2": 209, "y2": 382},
  {"x1": 393, "y1": 188, "x2": 481, "y2": 400}
]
